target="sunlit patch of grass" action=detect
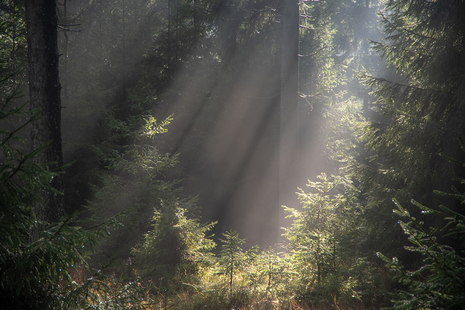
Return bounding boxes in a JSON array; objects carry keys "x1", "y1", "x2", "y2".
[
  {"x1": 141, "y1": 262, "x2": 368, "y2": 310},
  {"x1": 61, "y1": 257, "x2": 382, "y2": 309}
]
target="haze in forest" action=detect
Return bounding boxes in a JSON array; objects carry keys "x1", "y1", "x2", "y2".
[
  {"x1": 58, "y1": 0, "x2": 379, "y2": 248},
  {"x1": 3, "y1": 0, "x2": 465, "y2": 308},
  {"x1": 61, "y1": 1, "x2": 320, "y2": 246}
]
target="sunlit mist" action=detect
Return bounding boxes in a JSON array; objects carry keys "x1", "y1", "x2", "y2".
[{"x1": 60, "y1": 0, "x2": 359, "y2": 249}]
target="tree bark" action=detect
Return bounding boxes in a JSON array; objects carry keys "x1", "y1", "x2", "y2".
[{"x1": 25, "y1": 0, "x2": 64, "y2": 229}]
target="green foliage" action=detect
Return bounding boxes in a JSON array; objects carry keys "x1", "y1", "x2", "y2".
[
  {"x1": 217, "y1": 230, "x2": 258, "y2": 291},
  {"x1": 357, "y1": 0, "x2": 465, "y2": 207},
  {"x1": 248, "y1": 247, "x2": 298, "y2": 307},
  {"x1": 0, "y1": 2, "x2": 27, "y2": 82},
  {"x1": 8, "y1": 0, "x2": 465, "y2": 309},
  {"x1": 250, "y1": 247, "x2": 288, "y2": 290},
  {"x1": 0, "y1": 80, "x2": 151, "y2": 309},
  {"x1": 59, "y1": 0, "x2": 219, "y2": 215},
  {"x1": 131, "y1": 198, "x2": 216, "y2": 291},
  {"x1": 283, "y1": 173, "x2": 390, "y2": 308},
  {"x1": 298, "y1": 0, "x2": 373, "y2": 180},
  {"x1": 378, "y1": 156, "x2": 465, "y2": 309},
  {"x1": 349, "y1": 0, "x2": 465, "y2": 274},
  {"x1": 86, "y1": 113, "x2": 181, "y2": 265},
  {"x1": 284, "y1": 173, "x2": 348, "y2": 284},
  {"x1": 299, "y1": 0, "x2": 349, "y2": 102},
  {"x1": 1, "y1": 84, "x2": 57, "y2": 306},
  {"x1": 214, "y1": 0, "x2": 280, "y2": 72}
]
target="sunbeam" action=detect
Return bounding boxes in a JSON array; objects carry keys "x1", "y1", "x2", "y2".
[{"x1": 5, "y1": 0, "x2": 463, "y2": 308}]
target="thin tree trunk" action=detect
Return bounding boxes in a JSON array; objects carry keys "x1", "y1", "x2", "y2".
[
  {"x1": 25, "y1": 0, "x2": 64, "y2": 236},
  {"x1": 278, "y1": 0, "x2": 299, "y2": 239},
  {"x1": 229, "y1": 268, "x2": 233, "y2": 292},
  {"x1": 167, "y1": 0, "x2": 172, "y2": 79},
  {"x1": 62, "y1": 0, "x2": 68, "y2": 98}
]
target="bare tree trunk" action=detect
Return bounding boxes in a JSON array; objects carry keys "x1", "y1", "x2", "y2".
[
  {"x1": 25, "y1": 0, "x2": 64, "y2": 234},
  {"x1": 278, "y1": 0, "x2": 299, "y2": 239}
]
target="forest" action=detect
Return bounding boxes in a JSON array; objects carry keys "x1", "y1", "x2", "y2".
[{"x1": 1, "y1": 0, "x2": 465, "y2": 309}]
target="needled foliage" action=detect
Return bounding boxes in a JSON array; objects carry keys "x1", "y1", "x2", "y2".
[
  {"x1": 85, "y1": 113, "x2": 181, "y2": 267},
  {"x1": 354, "y1": 0, "x2": 465, "y2": 259},
  {"x1": 284, "y1": 174, "x2": 348, "y2": 286},
  {"x1": 0, "y1": 80, "x2": 148, "y2": 309},
  {"x1": 297, "y1": 0, "x2": 374, "y2": 180},
  {"x1": 217, "y1": 230, "x2": 258, "y2": 291},
  {"x1": 213, "y1": 0, "x2": 280, "y2": 74},
  {"x1": 283, "y1": 173, "x2": 390, "y2": 308},
  {"x1": 59, "y1": 0, "x2": 218, "y2": 215},
  {"x1": 346, "y1": 1, "x2": 465, "y2": 308},
  {"x1": 4, "y1": 0, "x2": 465, "y2": 308},
  {"x1": 131, "y1": 198, "x2": 216, "y2": 293},
  {"x1": 0, "y1": 2, "x2": 27, "y2": 84},
  {"x1": 0, "y1": 84, "x2": 55, "y2": 308},
  {"x1": 378, "y1": 144, "x2": 465, "y2": 309}
]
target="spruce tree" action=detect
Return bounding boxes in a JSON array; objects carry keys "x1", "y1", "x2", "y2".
[
  {"x1": 354, "y1": 0, "x2": 465, "y2": 262},
  {"x1": 217, "y1": 230, "x2": 258, "y2": 291},
  {"x1": 283, "y1": 173, "x2": 388, "y2": 307},
  {"x1": 131, "y1": 198, "x2": 216, "y2": 293},
  {"x1": 378, "y1": 144, "x2": 465, "y2": 309},
  {"x1": 85, "y1": 113, "x2": 180, "y2": 266}
]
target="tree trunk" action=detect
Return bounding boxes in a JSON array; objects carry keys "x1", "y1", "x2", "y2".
[
  {"x1": 278, "y1": 0, "x2": 299, "y2": 238},
  {"x1": 25, "y1": 0, "x2": 64, "y2": 231}
]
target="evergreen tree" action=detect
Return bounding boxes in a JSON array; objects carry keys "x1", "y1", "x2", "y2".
[
  {"x1": 247, "y1": 246, "x2": 295, "y2": 306},
  {"x1": 217, "y1": 230, "x2": 258, "y2": 291},
  {"x1": 131, "y1": 198, "x2": 216, "y2": 293},
  {"x1": 354, "y1": 0, "x2": 465, "y2": 263},
  {"x1": 58, "y1": 0, "x2": 218, "y2": 215},
  {"x1": 378, "y1": 144, "x2": 465, "y2": 309},
  {"x1": 0, "y1": 77, "x2": 146, "y2": 310},
  {"x1": 85, "y1": 113, "x2": 181, "y2": 266},
  {"x1": 296, "y1": 0, "x2": 370, "y2": 178},
  {"x1": 0, "y1": 4, "x2": 150, "y2": 308},
  {"x1": 284, "y1": 174, "x2": 350, "y2": 286},
  {"x1": 283, "y1": 173, "x2": 388, "y2": 307},
  {"x1": 0, "y1": 0, "x2": 419, "y2": 308}
]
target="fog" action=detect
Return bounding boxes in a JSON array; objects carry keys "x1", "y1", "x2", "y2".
[{"x1": 60, "y1": 0, "x2": 381, "y2": 249}]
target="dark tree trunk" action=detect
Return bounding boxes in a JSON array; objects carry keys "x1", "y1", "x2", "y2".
[
  {"x1": 278, "y1": 0, "x2": 299, "y2": 236},
  {"x1": 25, "y1": 0, "x2": 64, "y2": 230}
]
